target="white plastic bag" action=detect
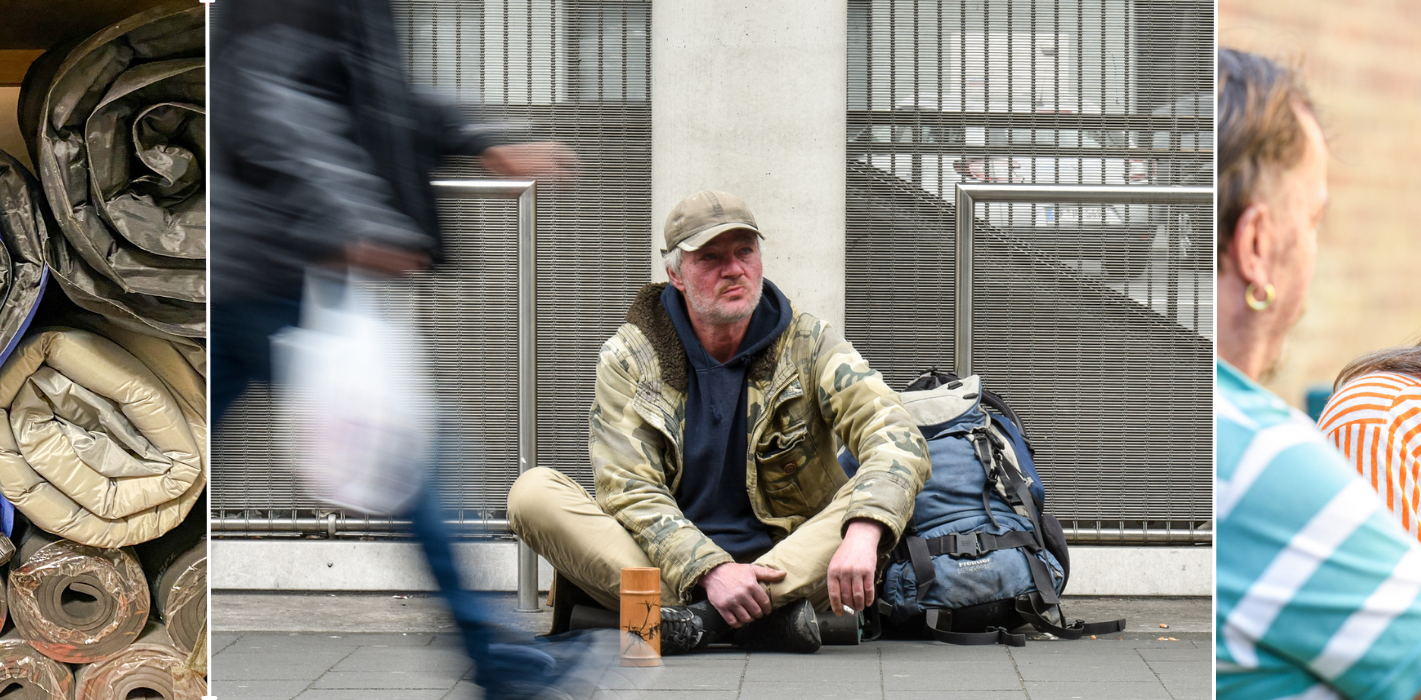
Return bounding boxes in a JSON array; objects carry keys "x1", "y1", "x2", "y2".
[{"x1": 271, "y1": 268, "x2": 434, "y2": 515}]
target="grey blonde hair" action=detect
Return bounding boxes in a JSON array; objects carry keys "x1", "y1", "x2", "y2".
[{"x1": 663, "y1": 247, "x2": 685, "y2": 277}]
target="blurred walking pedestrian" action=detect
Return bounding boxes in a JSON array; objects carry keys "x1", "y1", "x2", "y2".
[{"x1": 209, "y1": 1, "x2": 586, "y2": 697}]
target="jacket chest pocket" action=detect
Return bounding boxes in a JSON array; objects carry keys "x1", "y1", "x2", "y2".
[{"x1": 755, "y1": 420, "x2": 814, "y2": 517}]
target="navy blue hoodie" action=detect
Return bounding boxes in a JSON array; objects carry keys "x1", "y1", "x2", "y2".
[{"x1": 661, "y1": 280, "x2": 793, "y2": 561}]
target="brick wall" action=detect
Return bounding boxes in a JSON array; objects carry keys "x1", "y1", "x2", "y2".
[{"x1": 1221, "y1": 1, "x2": 1421, "y2": 408}]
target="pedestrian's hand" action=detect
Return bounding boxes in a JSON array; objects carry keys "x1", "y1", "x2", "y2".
[
  {"x1": 827, "y1": 519, "x2": 883, "y2": 615},
  {"x1": 480, "y1": 142, "x2": 579, "y2": 182},
  {"x1": 700, "y1": 562, "x2": 786, "y2": 628},
  {"x1": 342, "y1": 240, "x2": 431, "y2": 276}
]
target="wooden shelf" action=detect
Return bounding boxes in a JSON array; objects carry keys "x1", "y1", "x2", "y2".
[{"x1": 0, "y1": 0, "x2": 183, "y2": 84}]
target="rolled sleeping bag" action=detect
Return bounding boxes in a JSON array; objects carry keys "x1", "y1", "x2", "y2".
[
  {"x1": 0, "y1": 151, "x2": 51, "y2": 363},
  {"x1": 7, "y1": 529, "x2": 149, "y2": 663},
  {"x1": 0, "y1": 320, "x2": 205, "y2": 548},
  {"x1": 17, "y1": 4, "x2": 205, "y2": 339},
  {"x1": 0, "y1": 629, "x2": 73, "y2": 700},
  {"x1": 74, "y1": 622, "x2": 207, "y2": 700},
  {"x1": 142, "y1": 537, "x2": 206, "y2": 657}
]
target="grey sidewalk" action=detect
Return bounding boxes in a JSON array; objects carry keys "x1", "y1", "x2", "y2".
[{"x1": 211, "y1": 593, "x2": 1212, "y2": 700}]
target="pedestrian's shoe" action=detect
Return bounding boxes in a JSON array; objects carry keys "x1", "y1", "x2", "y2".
[
  {"x1": 732, "y1": 598, "x2": 822, "y2": 653},
  {"x1": 659, "y1": 606, "x2": 705, "y2": 655}
]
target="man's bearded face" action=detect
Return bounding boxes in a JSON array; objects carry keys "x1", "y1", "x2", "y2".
[{"x1": 673, "y1": 229, "x2": 764, "y2": 325}]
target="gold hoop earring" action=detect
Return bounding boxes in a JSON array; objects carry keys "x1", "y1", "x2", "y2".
[{"x1": 1245, "y1": 282, "x2": 1275, "y2": 311}]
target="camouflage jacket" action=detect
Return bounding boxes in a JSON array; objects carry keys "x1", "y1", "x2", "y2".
[{"x1": 589, "y1": 282, "x2": 931, "y2": 600}]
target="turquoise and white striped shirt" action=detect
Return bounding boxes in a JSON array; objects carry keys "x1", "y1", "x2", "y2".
[{"x1": 1218, "y1": 359, "x2": 1421, "y2": 700}]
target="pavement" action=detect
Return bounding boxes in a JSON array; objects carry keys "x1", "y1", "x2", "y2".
[{"x1": 211, "y1": 592, "x2": 1213, "y2": 700}]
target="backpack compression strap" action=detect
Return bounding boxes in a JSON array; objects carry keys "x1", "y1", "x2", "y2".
[
  {"x1": 924, "y1": 609, "x2": 1026, "y2": 647},
  {"x1": 1014, "y1": 593, "x2": 1127, "y2": 640}
]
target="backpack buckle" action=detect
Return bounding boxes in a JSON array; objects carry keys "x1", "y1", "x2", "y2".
[{"x1": 948, "y1": 533, "x2": 984, "y2": 558}]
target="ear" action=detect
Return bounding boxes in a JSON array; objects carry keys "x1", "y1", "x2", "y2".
[
  {"x1": 1230, "y1": 202, "x2": 1274, "y2": 287},
  {"x1": 667, "y1": 265, "x2": 687, "y2": 292}
]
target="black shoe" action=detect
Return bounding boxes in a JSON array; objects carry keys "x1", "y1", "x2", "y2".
[
  {"x1": 659, "y1": 606, "x2": 705, "y2": 655},
  {"x1": 733, "y1": 598, "x2": 822, "y2": 653},
  {"x1": 686, "y1": 599, "x2": 732, "y2": 648}
]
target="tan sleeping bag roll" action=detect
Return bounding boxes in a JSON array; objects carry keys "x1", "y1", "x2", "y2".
[
  {"x1": 74, "y1": 622, "x2": 206, "y2": 700},
  {"x1": 7, "y1": 530, "x2": 149, "y2": 664},
  {"x1": 0, "y1": 630, "x2": 73, "y2": 700},
  {"x1": 0, "y1": 323, "x2": 205, "y2": 548}
]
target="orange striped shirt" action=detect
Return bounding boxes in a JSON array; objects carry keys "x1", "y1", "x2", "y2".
[{"x1": 1318, "y1": 371, "x2": 1421, "y2": 543}]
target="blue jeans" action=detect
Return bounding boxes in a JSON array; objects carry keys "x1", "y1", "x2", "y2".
[{"x1": 213, "y1": 296, "x2": 553, "y2": 694}]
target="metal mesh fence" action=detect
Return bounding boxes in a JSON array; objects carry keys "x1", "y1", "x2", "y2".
[{"x1": 844, "y1": 0, "x2": 1213, "y2": 539}]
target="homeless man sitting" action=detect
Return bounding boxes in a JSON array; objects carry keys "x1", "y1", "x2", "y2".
[{"x1": 508, "y1": 190, "x2": 931, "y2": 654}]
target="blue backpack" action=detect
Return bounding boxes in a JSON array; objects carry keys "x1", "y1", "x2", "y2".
[{"x1": 843, "y1": 370, "x2": 1125, "y2": 646}]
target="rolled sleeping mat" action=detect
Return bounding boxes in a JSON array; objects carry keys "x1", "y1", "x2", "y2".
[
  {"x1": 143, "y1": 537, "x2": 206, "y2": 657},
  {"x1": 7, "y1": 529, "x2": 149, "y2": 664},
  {"x1": 74, "y1": 622, "x2": 207, "y2": 700},
  {"x1": 0, "y1": 151, "x2": 52, "y2": 364},
  {"x1": 0, "y1": 629, "x2": 74, "y2": 700},
  {"x1": 0, "y1": 321, "x2": 205, "y2": 548},
  {"x1": 17, "y1": 5, "x2": 205, "y2": 339}
]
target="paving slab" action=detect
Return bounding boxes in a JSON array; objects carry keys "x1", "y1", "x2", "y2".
[
  {"x1": 885, "y1": 693, "x2": 1027, "y2": 700},
  {"x1": 1020, "y1": 680, "x2": 1176, "y2": 699},
  {"x1": 210, "y1": 679, "x2": 312, "y2": 700},
  {"x1": 209, "y1": 594, "x2": 1212, "y2": 699},
  {"x1": 213, "y1": 633, "x2": 241, "y2": 655},
  {"x1": 212, "y1": 648, "x2": 353, "y2": 681},
  {"x1": 737, "y1": 680, "x2": 883, "y2": 699},
  {"x1": 294, "y1": 690, "x2": 449, "y2": 700},
  {"x1": 330, "y1": 645, "x2": 472, "y2": 674},
  {"x1": 310, "y1": 670, "x2": 465, "y2": 690},
  {"x1": 591, "y1": 692, "x2": 738, "y2": 700},
  {"x1": 884, "y1": 661, "x2": 1023, "y2": 692}
]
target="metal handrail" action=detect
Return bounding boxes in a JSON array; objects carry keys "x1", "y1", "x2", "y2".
[
  {"x1": 953, "y1": 183, "x2": 1215, "y2": 546},
  {"x1": 953, "y1": 183, "x2": 1214, "y2": 377}
]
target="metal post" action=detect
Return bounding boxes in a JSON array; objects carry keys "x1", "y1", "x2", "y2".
[
  {"x1": 431, "y1": 179, "x2": 542, "y2": 612},
  {"x1": 954, "y1": 187, "x2": 975, "y2": 378},
  {"x1": 515, "y1": 183, "x2": 541, "y2": 612},
  {"x1": 952, "y1": 184, "x2": 1213, "y2": 377}
]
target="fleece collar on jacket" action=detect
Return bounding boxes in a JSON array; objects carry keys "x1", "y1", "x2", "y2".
[{"x1": 624, "y1": 282, "x2": 786, "y2": 394}]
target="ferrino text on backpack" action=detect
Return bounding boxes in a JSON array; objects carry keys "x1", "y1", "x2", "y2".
[{"x1": 842, "y1": 370, "x2": 1126, "y2": 646}]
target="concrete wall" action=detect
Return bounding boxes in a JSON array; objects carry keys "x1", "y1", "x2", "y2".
[
  {"x1": 1220, "y1": 2, "x2": 1421, "y2": 408},
  {"x1": 211, "y1": 540, "x2": 1213, "y2": 596},
  {"x1": 651, "y1": 0, "x2": 848, "y2": 329}
]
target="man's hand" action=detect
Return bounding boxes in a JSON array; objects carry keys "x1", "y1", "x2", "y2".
[
  {"x1": 480, "y1": 142, "x2": 579, "y2": 182},
  {"x1": 827, "y1": 519, "x2": 884, "y2": 615},
  {"x1": 701, "y1": 562, "x2": 787, "y2": 628},
  {"x1": 342, "y1": 240, "x2": 430, "y2": 276}
]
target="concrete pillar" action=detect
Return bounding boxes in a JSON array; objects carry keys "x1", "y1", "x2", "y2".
[{"x1": 651, "y1": 0, "x2": 847, "y2": 328}]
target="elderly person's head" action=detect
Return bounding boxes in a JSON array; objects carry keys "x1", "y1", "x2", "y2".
[
  {"x1": 662, "y1": 191, "x2": 766, "y2": 327},
  {"x1": 1216, "y1": 48, "x2": 1329, "y2": 381}
]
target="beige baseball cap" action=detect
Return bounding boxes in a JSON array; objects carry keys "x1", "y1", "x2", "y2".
[{"x1": 662, "y1": 190, "x2": 763, "y2": 254}]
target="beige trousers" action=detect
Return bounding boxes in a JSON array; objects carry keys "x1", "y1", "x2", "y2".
[{"x1": 508, "y1": 467, "x2": 850, "y2": 612}]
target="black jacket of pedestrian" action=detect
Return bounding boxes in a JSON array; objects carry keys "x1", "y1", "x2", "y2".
[{"x1": 211, "y1": 0, "x2": 500, "y2": 303}]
